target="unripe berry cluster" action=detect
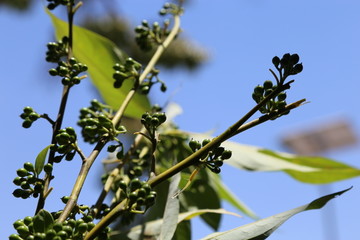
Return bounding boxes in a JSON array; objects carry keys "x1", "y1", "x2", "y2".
[
  {"x1": 12, "y1": 162, "x2": 48, "y2": 199},
  {"x1": 252, "y1": 80, "x2": 289, "y2": 116},
  {"x1": 126, "y1": 178, "x2": 157, "y2": 210},
  {"x1": 135, "y1": 19, "x2": 170, "y2": 51},
  {"x1": 78, "y1": 99, "x2": 126, "y2": 144},
  {"x1": 189, "y1": 139, "x2": 232, "y2": 174},
  {"x1": 46, "y1": 0, "x2": 72, "y2": 10},
  {"x1": 139, "y1": 68, "x2": 167, "y2": 95},
  {"x1": 158, "y1": 2, "x2": 184, "y2": 16},
  {"x1": 141, "y1": 112, "x2": 167, "y2": 133},
  {"x1": 49, "y1": 58, "x2": 87, "y2": 86},
  {"x1": 10, "y1": 214, "x2": 110, "y2": 240},
  {"x1": 45, "y1": 37, "x2": 68, "y2": 63},
  {"x1": 112, "y1": 58, "x2": 142, "y2": 89},
  {"x1": 20, "y1": 106, "x2": 40, "y2": 129},
  {"x1": 51, "y1": 127, "x2": 77, "y2": 162},
  {"x1": 272, "y1": 53, "x2": 303, "y2": 81}
]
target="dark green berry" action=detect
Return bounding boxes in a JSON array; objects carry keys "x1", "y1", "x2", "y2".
[
  {"x1": 23, "y1": 162, "x2": 34, "y2": 172},
  {"x1": 22, "y1": 120, "x2": 32, "y2": 128},
  {"x1": 221, "y1": 150, "x2": 232, "y2": 160},
  {"x1": 17, "y1": 168, "x2": 29, "y2": 177},
  {"x1": 28, "y1": 112, "x2": 40, "y2": 121},
  {"x1": 13, "y1": 220, "x2": 25, "y2": 229},
  {"x1": 272, "y1": 56, "x2": 280, "y2": 67},
  {"x1": 77, "y1": 222, "x2": 88, "y2": 233},
  {"x1": 16, "y1": 225, "x2": 29, "y2": 236},
  {"x1": 130, "y1": 178, "x2": 142, "y2": 191},
  {"x1": 9, "y1": 234, "x2": 23, "y2": 240},
  {"x1": 49, "y1": 68, "x2": 58, "y2": 76},
  {"x1": 263, "y1": 80, "x2": 273, "y2": 89}
]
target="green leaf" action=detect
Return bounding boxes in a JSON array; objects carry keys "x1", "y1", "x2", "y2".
[
  {"x1": 200, "y1": 187, "x2": 351, "y2": 240},
  {"x1": 182, "y1": 171, "x2": 222, "y2": 231},
  {"x1": 34, "y1": 145, "x2": 51, "y2": 176},
  {"x1": 159, "y1": 173, "x2": 181, "y2": 240},
  {"x1": 260, "y1": 149, "x2": 360, "y2": 184},
  {"x1": 119, "y1": 208, "x2": 240, "y2": 240},
  {"x1": 46, "y1": 10, "x2": 150, "y2": 118},
  {"x1": 33, "y1": 209, "x2": 54, "y2": 233},
  {"x1": 208, "y1": 172, "x2": 258, "y2": 219},
  {"x1": 189, "y1": 132, "x2": 360, "y2": 184}
]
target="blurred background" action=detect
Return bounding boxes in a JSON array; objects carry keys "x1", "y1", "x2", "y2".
[{"x1": 1, "y1": 0, "x2": 359, "y2": 239}]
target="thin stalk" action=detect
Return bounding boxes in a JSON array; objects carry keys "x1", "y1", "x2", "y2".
[
  {"x1": 35, "y1": 2, "x2": 78, "y2": 214},
  {"x1": 58, "y1": 14, "x2": 181, "y2": 222}
]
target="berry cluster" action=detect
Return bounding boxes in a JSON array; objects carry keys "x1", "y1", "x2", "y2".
[
  {"x1": 49, "y1": 57, "x2": 87, "y2": 86},
  {"x1": 159, "y1": 2, "x2": 184, "y2": 16},
  {"x1": 20, "y1": 106, "x2": 40, "y2": 129},
  {"x1": 45, "y1": 37, "x2": 68, "y2": 63},
  {"x1": 141, "y1": 112, "x2": 167, "y2": 134},
  {"x1": 51, "y1": 127, "x2": 78, "y2": 162},
  {"x1": 10, "y1": 214, "x2": 110, "y2": 240},
  {"x1": 135, "y1": 19, "x2": 170, "y2": 51},
  {"x1": 272, "y1": 53, "x2": 303, "y2": 82},
  {"x1": 252, "y1": 80, "x2": 289, "y2": 116},
  {"x1": 46, "y1": 0, "x2": 72, "y2": 10},
  {"x1": 12, "y1": 162, "x2": 49, "y2": 199},
  {"x1": 139, "y1": 68, "x2": 167, "y2": 95},
  {"x1": 126, "y1": 178, "x2": 157, "y2": 210},
  {"x1": 112, "y1": 58, "x2": 142, "y2": 89},
  {"x1": 78, "y1": 99, "x2": 126, "y2": 144},
  {"x1": 189, "y1": 139, "x2": 232, "y2": 174}
]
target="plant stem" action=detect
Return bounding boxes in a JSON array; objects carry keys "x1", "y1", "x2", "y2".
[{"x1": 58, "y1": 14, "x2": 181, "y2": 222}]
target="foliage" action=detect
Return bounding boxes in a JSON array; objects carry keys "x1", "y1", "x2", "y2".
[{"x1": 8, "y1": 1, "x2": 358, "y2": 240}]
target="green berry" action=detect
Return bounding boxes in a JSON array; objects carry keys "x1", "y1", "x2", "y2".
[
  {"x1": 9, "y1": 234, "x2": 23, "y2": 240},
  {"x1": 221, "y1": 150, "x2": 232, "y2": 160},
  {"x1": 263, "y1": 80, "x2": 273, "y2": 89},
  {"x1": 22, "y1": 120, "x2": 32, "y2": 129},
  {"x1": 77, "y1": 222, "x2": 88, "y2": 233},
  {"x1": 33, "y1": 232, "x2": 46, "y2": 240},
  {"x1": 28, "y1": 112, "x2": 40, "y2": 121},
  {"x1": 189, "y1": 139, "x2": 199, "y2": 152},
  {"x1": 130, "y1": 178, "x2": 142, "y2": 191},
  {"x1": 13, "y1": 189, "x2": 24, "y2": 198},
  {"x1": 49, "y1": 68, "x2": 58, "y2": 76},
  {"x1": 13, "y1": 177, "x2": 23, "y2": 186},
  {"x1": 13, "y1": 220, "x2": 25, "y2": 229},
  {"x1": 53, "y1": 222, "x2": 63, "y2": 232},
  {"x1": 17, "y1": 168, "x2": 29, "y2": 177},
  {"x1": 254, "y1": 85, "x2": 264, "y2": 95},
  {"x1": 23, "y1": 162, "x2": 34, "y2": 172},
  {"x1": 45, "y1": 229, "x2": 56, "y2": 239},
  {"x1": 44, "y1": 163, "x2": 53, "y2": 174},
  {"x1": 16, "y1": 225, "x2": 29, "y2": 236},
  {"x1": 145, "y1": 194, "x2": 156, "y2": 206}
]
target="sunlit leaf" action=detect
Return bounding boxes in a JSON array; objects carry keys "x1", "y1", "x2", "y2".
[
  {"x1": 189, "y1": 132, "x2": 360, "y2": 184},
  {"x1": 159, "y1": 173, "x2": 181, "y2": 240},
  {"x1": 182, "y1": 174, "x2": 222, "y2": 231},
  {"x1": 208, "y1": 172, "x2": 258, "y2": 219},
  {"x1": 34, "y1": 144, "x2": 51, "y2": 176},
  {"x1": 200, "y1": 187, "x2": 351, "y2": 240},
  {"x1": 46, "y1": 10, "x2": 150, "y2": 118},
  {"x1": 117, "y1": 208, "x2": 240, "y2": 240}
]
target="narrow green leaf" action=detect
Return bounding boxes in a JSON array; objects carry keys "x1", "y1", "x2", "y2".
[
  {"x1": 120, "y1": 208, "x2": 240, "y2": 240},
  {"x1": 159, "y1": 173, "x2": 181, "y2": 240},
  {"x1": 189, "y1": 132, "x2": 360, "y2": 184},
  {"x1": 34, "y1": 145, "x2": 52, "y2": 176},
  {"x1": 200, "y1": 187, "x2": 351, "y2": 240},
  {"x1": 46, "y1": 9, "x2": 150, "y2": 118},
  {"x1": 33, "y1": 209, "x2": 54, "y2": 233},
  {"x1": 208, "y1": 172, "x2": 258, "y2": 219}
]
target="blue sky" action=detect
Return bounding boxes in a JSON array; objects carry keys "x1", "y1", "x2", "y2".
[{"x1": 1, "y1": 0, "x2": 360, "y2": 239}]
